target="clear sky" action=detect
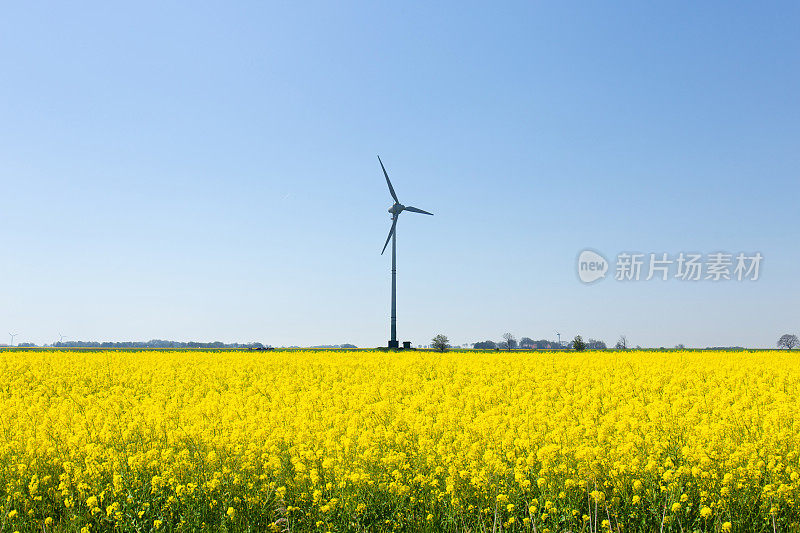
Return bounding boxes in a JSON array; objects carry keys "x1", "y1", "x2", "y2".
[{"x1": 1, "y1": 2, "x2": 798, "y2": 348}]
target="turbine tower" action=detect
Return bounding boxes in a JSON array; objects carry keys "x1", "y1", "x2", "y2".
[{"x1": 378, "y1": 156, "x2": 433, "y2": 348}]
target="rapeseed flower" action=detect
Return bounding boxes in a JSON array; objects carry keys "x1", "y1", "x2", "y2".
[{"x1": 0, "y1": 349, "x2": 796, "y2": 531}]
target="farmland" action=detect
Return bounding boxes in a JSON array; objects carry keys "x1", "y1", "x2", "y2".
[{"x1": 0, "y1": 349, "x2": 797, "y2": 532}]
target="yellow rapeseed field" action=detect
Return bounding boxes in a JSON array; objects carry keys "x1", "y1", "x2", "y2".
[{"x1": 0, "y1": 349, "x2": 798, "y2": 532}]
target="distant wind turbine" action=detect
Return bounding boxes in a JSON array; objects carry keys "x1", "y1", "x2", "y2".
[
  {"x1": 9, "y1": 332, "x2": 18, "y2": 347},
  {"x1": 378, "y1": 156, "x2": 433, "y2": 348},
  {"x1": 555, "y1": 331, "x2": 561, "y2": 348}
]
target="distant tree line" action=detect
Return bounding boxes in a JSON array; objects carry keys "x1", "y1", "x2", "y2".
[
  {"x1": 3, "y1": 340, "x2": 367, "y2": 349},
  {"x1": 472, "y1": 334, "x2": 609, "y2": 351},
  {"x1": 568, "y1": 337, "x2": 606, "y2": 350},
  {"x1": 472, "y1": 336, "x2": 562, "y2": 350},
  {"x1": 50, "y1": 339, "x2": 271, "y2": 349},
  {"x1": 309, "y1": 344, "x2": 358, "y2": 349}
]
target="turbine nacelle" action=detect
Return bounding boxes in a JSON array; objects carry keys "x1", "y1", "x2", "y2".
[{"x1": 388, "y1": 203, "x2": 405, "y2": 215}]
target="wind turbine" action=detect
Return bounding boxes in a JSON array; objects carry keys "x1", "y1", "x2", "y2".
[
  {"x1": 555, "y1": 331, "x2": 561, "y2": 348},
  {"x1": 57, "y1": 332, "x2": 65, "y2": 346},
  {"x1": 9, "y1": 332, "x2": 18, "y2": 347},
  {"x1": 378, "y1": 156, "x2": 433, "y2": 348}
]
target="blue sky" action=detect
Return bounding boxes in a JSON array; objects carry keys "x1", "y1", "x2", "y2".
[{"x1": 1, "y1": 2, "x2": 798, "y2": 348}]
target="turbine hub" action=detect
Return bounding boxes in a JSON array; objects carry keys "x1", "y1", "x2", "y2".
[{"x1": 388, "y1": 203, "x2": 404, "y2": 215}]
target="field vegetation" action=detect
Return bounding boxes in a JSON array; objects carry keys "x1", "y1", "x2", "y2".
[{"x1": 0, "y1": 349, "x2": 797, "y2": 532}]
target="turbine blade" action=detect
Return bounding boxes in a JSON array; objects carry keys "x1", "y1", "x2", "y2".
[
  {"x1": 381, "y1": 217, "x2": 398, "y2": 255},
  {"x1": 403, "y1": 206, "x2": 433, "y2": 215},
  {"x1": 378, "y1": 155, "x2": 399, "y2": 203}
]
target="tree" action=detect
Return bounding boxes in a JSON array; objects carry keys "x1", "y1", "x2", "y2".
[
  {"x1": 473, "y1": 340, "x2": 498, "y2": 350},
  {"x1": 501, "y1": 333, "x2": 517, "y2": 351},
  {"x1": 586, "y1": 338, "x2": 607, "y2": 350},
  {"x1": 777, "y1": 334, "x2": 799, "y2": 350},
  {"x1": 431, "y1": 334, "x2": 450, "y2": 352},
  {"x1": 519, "y1": 337, "x2": 535, "y2": 349},
  {"x1": 615, "y1": 335, "x2": 628, "y2": 350},
  {"x1": 572, "y1": 335, "x2": 586, "y2": 352},
  {"x1": 534, "y1": 339, "x2": 559, "y2": 349}
]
